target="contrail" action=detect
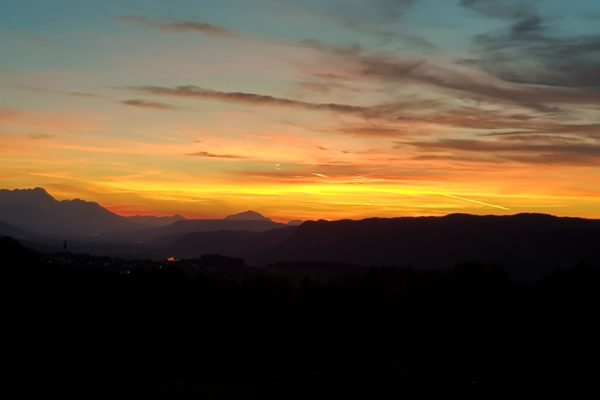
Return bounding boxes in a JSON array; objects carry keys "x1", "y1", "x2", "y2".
[{"x1": 440, "y1": 194, "x2": 510, "y2": 211}]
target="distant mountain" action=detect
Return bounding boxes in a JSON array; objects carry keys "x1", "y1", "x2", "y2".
[
  {"x1": 258, "y1": 213, "x2": 600, "y2": 281},
  {"x1": 225, "y1": 210, "x2": 271, "y2": 222},
  {"x1": 0, "y1": 188, "x2": 288, "y2": 244},
  {"x1": 0, "y1": 188, "x2": 134, "y2": 238},
  {"x1": 146, "y1": 218, "x2": 285, "y2": 240},
  {"x1": 128, "y1": 214, "x2": 186, "y2": 227}
]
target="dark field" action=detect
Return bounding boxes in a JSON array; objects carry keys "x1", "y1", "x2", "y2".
[{"x1": 3, "y1": 236, "x2": 599, "y2": 399}]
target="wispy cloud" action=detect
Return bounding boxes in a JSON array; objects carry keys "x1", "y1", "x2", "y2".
[
  {"x1": 460, "y1": 0, "x2": 536, "y2": 19},
  {"x1": 331, "y1": 125, "x2": 410, "y2": 137},
  {"x1": 186, "y1": 150, "x2": 247, "y2": 159},
  {"x1": 473, "y1": 28, "x2": 600, "y2": 89},
  {"x1": 121, "y1": 99, "x2": 178, "y2": 110},
  {"x1": 120, "y1": 15, "x2": 239, "y2": 38},
  {"x1": 440, "y1": 193, "x2": 510, "y2": 210},
  {"x1": 133, "y1": 85, "x2": 370, "y2": 115},
  {"x1": 460, "y1": 0, "x2": 600, "y2": 89},
  {"x1": 403, "y1": 137, "x2": 600, "y2": 165},
  {"x1": 299, "y1": 45, "x2": 600, "y2": 112}
]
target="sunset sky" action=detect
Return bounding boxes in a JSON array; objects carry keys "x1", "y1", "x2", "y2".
[{"x1": 1, "y1": 0, "x2": 599, "y2": 221}]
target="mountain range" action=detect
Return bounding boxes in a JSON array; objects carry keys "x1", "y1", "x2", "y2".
[
  {"x1": 0, "y1": 188, "x2": 283, "y2": 240},
  {"x1": 1, "y1": 187, "x2": 599, "y2": 280}
]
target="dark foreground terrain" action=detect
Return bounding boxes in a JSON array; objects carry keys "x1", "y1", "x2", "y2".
[{"x1": 3, "y1": 236, "x2": 599, "y2": 399}]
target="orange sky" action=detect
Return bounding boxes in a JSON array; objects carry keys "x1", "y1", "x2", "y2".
[{"x1": 1, "y1": 1, "x2": 599, "y2": 221}]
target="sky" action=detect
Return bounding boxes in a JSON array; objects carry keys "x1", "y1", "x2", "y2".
[{"x1": 1, "y1": 0, "x2": 600, "y2": 221}]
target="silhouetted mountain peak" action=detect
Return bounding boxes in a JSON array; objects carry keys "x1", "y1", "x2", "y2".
[
  {"x1": 286, "y1": 220, "x2": 304, "y2": 226},
  {"x1": 63, "y1": 198, "x2": 102, "y2": 208},
  {"x1": 225, "y1": 210, "x2": 271, "y2": 222},
  {"x1": 0, "y1": 187, "x2": 132, "y2": 237},
  {"x1": 31, "y1": 186, "x2": 51, "y2": 195},
  {"x1": 0, "y1": 187, "x2": 56, "y2": 204}
]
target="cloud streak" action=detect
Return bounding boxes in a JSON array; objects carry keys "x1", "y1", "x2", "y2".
[
  {"x1": 120, "y1": 12, "x2": 600, "y2": 114},
  {"x1": 186, "y1": 151, "x2": 247, "y2": 159},
  {"x1": 121, "y1": 99, "x2": 177, "y2": 110},
  {"x1": 403, "y1": 137, "x2": 600, "y2": 165},
  {"x1": 440, "y1": 193, "x2": 510, "y2": 210},
  {"x1": 133, "y1": 85, "x2": 370, "y2": 115},
  {"x1": 460, "y1": 0, "x2": 536, "y2": 19},
  {"x1": 120, "y1": 15, "x2": 239, "y2": 38},
  {"x1": 460, "y1": 0, "x2": 600, "y2": 88},
  {"x1": 300, "y1": 46, "x2": 600, "y2": 112}
]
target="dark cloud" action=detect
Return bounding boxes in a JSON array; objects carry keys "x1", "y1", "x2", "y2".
[
  {"x1": 293, "y1": 5, "x2": 600, "y2": 113},
  {"x1": 403, "y1": 136, "x2": 600, "y2": 165},
  {"x1": 439, "y1": 75, "x2": 598, "y2": 109},
  {"x1": 120, "y1": 15, "x2": 238, "y2": 37},
  {"x1": 310, "y1": 45, "x2": 600, "y2": 110},
  {"x1": 460, "y1": 0, "x2": 537, "y2": 20},
  {"x1": 489, "y1": 134, "x2": 586, "y2": 143},
  {"x1": 332, "y1": 126, "x2": 410, "y2": 137},
  {"x1": 471, "y1": 27, "x2": 600, "y2": 88},
  {"x1": 355, "y1": 56, "x2": 425, "y2": 81},
  {"x1": 411, "y1": 154, "x2": 492, "y2": 163},
  {"x1": 120, "y1": 5, "x2": 599, "y2": 112},
  {"x1": 314, "y1": 1, "x2": 434, "y2": 50},
  {"x1": 120, "y1": 9, "x2": 598, "y2": 112},
  {"x1": 128, "y1": 82, "x2": 600, "y2": 143},
  {"x1": 121, "y1": 99, "x2": 177, "y2": 110},
  {"x1": 480, "y1": 123, "x2": 600, "y2": 139},
  {"x1": 460, "y1": 1, "x2": 600, "y2": 88},
  {"x1": 338, "y1": 19, "x2": 435, "y2": 50},
  {"x1": 67, "y1": 92, "x2": 101, "y2": 98},
  {"x1": 301, "y1": 40, "x2": 424, "y2": 80},
  {"x1": 186, "y1": 151, "x2": 246, "y2": 159},
  {"x1": 397, "y1": 108, "x2": 600, "y2": 138},
  {"x1": 133, "y1": 85, "x2": 370, "y2": 115},
  {"x1": 374, "y1": 0, "x2": 418, "y2": 18}
]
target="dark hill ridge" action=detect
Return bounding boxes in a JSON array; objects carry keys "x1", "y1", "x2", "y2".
[
  {"x1": 258, "y1": 213, "x2": 600, "y2": 280},
  {"x1": 161, "y1": 227, "x2": 295, "y2": 259},
  {"x1": 155, "y1": 213, "x2": 600, "y2": 281},
  {"x1": 146, "y1": 218, "x2": 285, "y2": 239}
]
